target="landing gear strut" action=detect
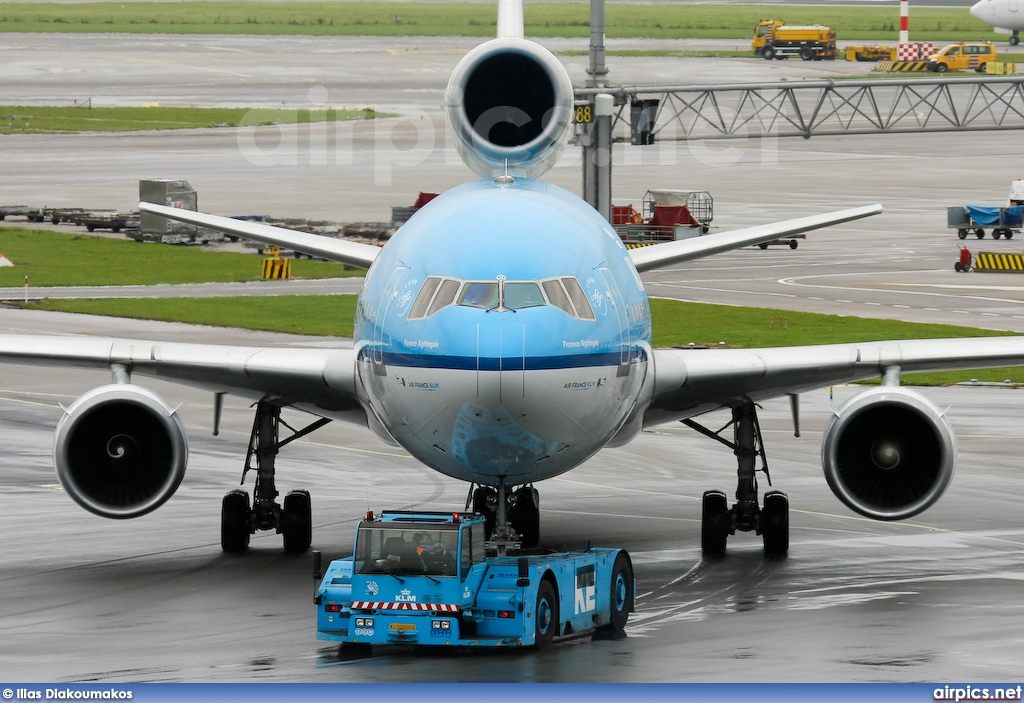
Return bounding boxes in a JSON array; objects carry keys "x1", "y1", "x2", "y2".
[
  {"x1": 683, "y1": 401, "x2": 789, "y2": 557},
  {"x1": 221, "y1": 400, "x2": 329, "y2": 553},
  {"x1": 467, "y1": 481, "x2": 540, "y2": 551}
]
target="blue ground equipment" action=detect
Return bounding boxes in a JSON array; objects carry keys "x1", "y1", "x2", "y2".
[{"x1": 314, "y1": 511, "x2": 633, "y2": 649}]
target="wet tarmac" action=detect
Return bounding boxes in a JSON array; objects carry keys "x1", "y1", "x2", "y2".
[
  {"x1": 2, "y1": 31, "x2": 1024, "y2": 684},
  {"x1": 1, "y1": 310, "x2": 1023, "y2": 682}
]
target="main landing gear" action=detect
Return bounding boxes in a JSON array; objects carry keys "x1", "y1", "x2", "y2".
[
  {"x1": 683, "y1": 401, "x2": 789, "y2": 557},
  {"x1": 221, "y1": 400, "x2": 331, "y2": 553},
  {"x1": 466, "y1": 480, "x2": 541, "y2": 550}
]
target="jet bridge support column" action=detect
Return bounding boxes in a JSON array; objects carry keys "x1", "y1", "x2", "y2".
[
  {"x1": 582, "y1": 94, "x2": 614, "y2": 223},
  {"x1": 581, "y1": 0, "x2": 613, "y2": 222}
]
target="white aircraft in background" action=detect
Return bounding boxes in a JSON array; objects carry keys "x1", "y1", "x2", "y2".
[
  {"x1": 4, "y1": 0, "x2": 1024, "y2": 558},
  {"x1": 971, "y1": 0, "x2": 1022, "y2": 45}
]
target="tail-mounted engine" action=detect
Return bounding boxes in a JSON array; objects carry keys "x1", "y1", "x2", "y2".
[
  {"x1": 822, "y1": 386, "x2": 956, "y2": 521},
  {"x1": 54, "y1": 385, "x2": 188, "y2": 519},
  {"x1": 445, "y1": 38, "x2": 574, "y2": 178}
]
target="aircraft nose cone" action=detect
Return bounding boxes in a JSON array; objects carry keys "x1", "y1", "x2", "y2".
[{"x1": 969, "y1": 0, "x2": 987, "y2": 21}]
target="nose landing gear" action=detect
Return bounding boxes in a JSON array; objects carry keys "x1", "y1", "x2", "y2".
[{"x1": 467, "y1": 481, "x2": 541, "y2": 551}]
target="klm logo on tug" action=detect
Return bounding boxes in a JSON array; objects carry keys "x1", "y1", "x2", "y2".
[
  {"x1": 574, "y1": 565, "x2": 596, "y2": 615},
  {"x1": 396, "y1": 589, "x2": 417, "y2": 603}
]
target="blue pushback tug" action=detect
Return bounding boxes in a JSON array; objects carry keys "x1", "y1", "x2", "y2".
[{"x1": 314, "y1": 511, "x2": 634, "y2": 649}]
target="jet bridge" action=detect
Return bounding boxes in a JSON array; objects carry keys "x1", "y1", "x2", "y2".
[
  {"x1": 575, "y1": 75, "x2": 1024, "y2": 143},
  {"x1": 575, "y1": 75, "x2": 1024, "y2": 220}
]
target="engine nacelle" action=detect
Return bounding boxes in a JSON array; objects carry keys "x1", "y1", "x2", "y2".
[
  {"x1": 54, "y1": 385, "x2": 188, "y2": 519},
  {"x1": 822, "y1": 386, "x2": 956, "y2": 521},
  {"x1": 445, "y1": 37, "x2": 574, "y2": 178}
]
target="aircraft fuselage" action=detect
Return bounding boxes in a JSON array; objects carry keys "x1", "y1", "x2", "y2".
[{"x1": 353, "y1": 177, "x2": 653, "y2": 486}]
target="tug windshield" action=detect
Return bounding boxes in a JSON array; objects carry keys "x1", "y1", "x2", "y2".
[{"x1": 355, "y1": 524, "x2": 460, "y2": 577}]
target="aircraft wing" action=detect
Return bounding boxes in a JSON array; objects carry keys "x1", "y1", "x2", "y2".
[
  {"x1": 630, "y1": 204, "x2": 882, "y2": 273},
  {"x1": 138, "y1": 202, "x2": 382, "y2": 270},
  {"x1": 0, "y1": 334, "x2": 363, "y2": 419},
  {"x1": 645, "y1": 336, "x2": 1024, "y2": 425}
]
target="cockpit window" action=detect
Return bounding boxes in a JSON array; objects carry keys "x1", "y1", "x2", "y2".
[
  {"x1": 503, "y1": 282, "x2": 546, "y2": 310},
  {"x1": 562, "y1": 277, "x2": 596, "y2": 320},
  {"x1": 408, "y1": 276, "x2": 441, "y2": 319},
  {"x1": 458, "y1": 282, "x2": 500, "y2": 310},
  {"x1": 542, "y1": 280, "x2": 574, "y2": 316},
  {"x1": 426, "y1": 279, "x2": 461, "y2": 316},
  {"x1": 408, "y1": 275, "x2": 596, "y2": 320}
]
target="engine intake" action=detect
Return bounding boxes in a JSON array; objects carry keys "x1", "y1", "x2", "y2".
[
  {"x1": 446, "y1": 38, "x2": 574, "y2": 178},
  {"x1": 54, "y1": 385, "x2": 188, "y2": 519},
  {"x1": 822, "y1": 387, "x2": 956, "y2": 521}
]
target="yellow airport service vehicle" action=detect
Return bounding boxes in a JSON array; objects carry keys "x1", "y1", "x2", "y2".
[
  {"x1": 926, "y1": 42, "x2": 998, "y2": 72},
  {"x1": 752, "y1": 20, "x2": 839, "y2": 61},
  {"x1": 845, "y1": 45, "x2": 897, "y2": 61}
]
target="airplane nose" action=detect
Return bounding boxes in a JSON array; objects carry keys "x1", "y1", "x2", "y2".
[{"x1": 969, "y1": 0, "x2": 986, "y2": 20}]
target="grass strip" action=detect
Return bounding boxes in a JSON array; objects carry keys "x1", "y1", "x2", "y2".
[
  {"x1": 0, "y1": 2, "x2": 1001, "y2": 41},
  {"x1": 560, "y1": 49, "x2": 1024, "y2": 63},
  {"x1": 0, "y1": 227, "x2": 361, "y2": 286},
  {"x1": 648, "y1": 298, "x2": 1022, "y2": 386},
  {"x1": 13, "y1": 295, "x2": 357, "y2": 338},
  {"x1": 10, "y1": 295, "x2": 1022, "y2": 386},
  {"x1": 0, "y1": 105, "x2": 391, "y2": 135},
  {"x1": 560, "y1": 49, "x2": 752, "y2": 59}
]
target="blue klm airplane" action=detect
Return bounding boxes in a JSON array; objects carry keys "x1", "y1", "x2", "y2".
[{"x1": 3, "y1": 0, "x2": 1024, "y2": 557}]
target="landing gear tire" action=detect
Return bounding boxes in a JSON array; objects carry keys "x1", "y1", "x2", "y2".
[
  {"x1": 701, "y1": 490, "x2": 730, "y2": 555},
  {"x1": 602, "y1": 553, "x2": 633, "y2": 635},
  {"x1": 1011, "y1": 34, "x2": 1020, "y2": 46},
  {"x1": 759, "y1": 242, "x2": 769, "y2": 250},
  {"x1": 789, "y1": 239, "x2": 798, "y2": 249},
  {"x1": 508, "y1": 486, "x2": 540, "y2": 547},
  {"x1": 221, "y1": 489, "x2": 251, "y2": 553},
  {"x1": 471, "y1": 486, "x2": 497, "y2": 538},
  {"x1": 761, "y1": 490, "x2": 789, "y2": 556},
  {"x1": 534, "y1": 579, "x2": 559, "y2": 650},
  {"x1": 281, "y1": 489, "x2": 312, "y2": 553}
]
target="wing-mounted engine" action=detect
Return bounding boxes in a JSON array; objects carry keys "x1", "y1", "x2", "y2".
[
  {"x1": 54, "y1": 385, "x2": 188, "y2": 519},
  {"x1": 822, "y1": 386, "x2": 956, "y2": 521},
  {"x1": 445, "y1": 37, "x2": 574, "y2": 178}
]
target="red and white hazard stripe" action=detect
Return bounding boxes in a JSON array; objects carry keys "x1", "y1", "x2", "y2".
[{"x1": 350, "y1": 601, "x2": 461, "y2": 612}]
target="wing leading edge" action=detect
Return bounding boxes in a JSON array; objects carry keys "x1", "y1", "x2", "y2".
[
  {"x1": 138, "y1": 202, "x2": 382, "y2": 270},
  {"x1": 0, "y1": 334, "x2": 364, "y2": 420},
  {"x1": 630, "y1": 204, "x2": 883, "y2": 273},
  {"x1": 646, "y1": 335, "x2": 1024, "y2": 425}
]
